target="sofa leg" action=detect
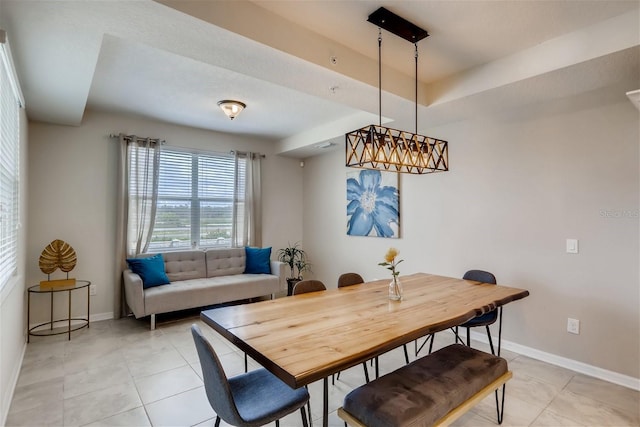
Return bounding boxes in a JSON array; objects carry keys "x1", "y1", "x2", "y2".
[{"x1": 150, "y1": 314, "x2": 156, "y2": 330}]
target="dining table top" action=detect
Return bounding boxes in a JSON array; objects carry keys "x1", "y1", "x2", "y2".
[{"x1": 200, "y1": 272, "x2": 529, "y2": 389}]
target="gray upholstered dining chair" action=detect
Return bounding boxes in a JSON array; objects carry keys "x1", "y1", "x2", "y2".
[
  {"x1": 457, "y1": 269, "x2": 500, "y2": 355},
  {"x1": 191, "y1": 324, "x2": 310, "y2": 427},
  {"x1": 417, "y1": 269, "x2": 500, "y2": 357},
  {"x1": 292, "y1": 279, "x2": 327, "y2": 295}
]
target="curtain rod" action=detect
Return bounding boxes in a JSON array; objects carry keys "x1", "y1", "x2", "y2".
[
  {"x1": 230, "y1": 150, "x2": 266, "y2": 158},
  {"x1": 109, "y1": 135, "x2": 263, "y2": 158},
  {"x1": 109, "y1": 133, "x2": 166, "y2": 144}
]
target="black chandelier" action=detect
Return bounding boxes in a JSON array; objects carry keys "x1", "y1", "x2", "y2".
[{"x1": 345, "y1": 7, "x2": 449, "y2": 175}]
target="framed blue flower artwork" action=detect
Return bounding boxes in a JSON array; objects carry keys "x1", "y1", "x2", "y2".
[{"x1": 346, "y1": 169, "x2": 399, "y2": 238}]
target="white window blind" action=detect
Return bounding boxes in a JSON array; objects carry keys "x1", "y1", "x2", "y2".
[
  {"x1": 0, "y1": 32, "x2": 22, "y2": 290},
  {"x1": 149, "y1": 148, "x2": 246, "y2": 251}
]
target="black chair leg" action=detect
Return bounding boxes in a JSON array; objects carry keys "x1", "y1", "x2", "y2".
[
  {"x1": 375, "y1": 356, "x2": 379, "y2": 379},
  {"x1": 244, "y1": 353, "x2": 248, "y2": 372},
  {"x1": 334, "y1": 362, "x2": 369, "y2": 384},
  {"x1": 428, "y1": 334, "x2": 435, "y2": 354},
  {"x1": 304, "y1": 386, "x2": 312, "y2": 427},
  {"x1": 497, "y1": 306, "x2": 503, "y2": 356},
  {"x1": 214, "y1": 416, "x2": 221, "y2": 427},
  {"x1": 276, "y1": 419, "x2": 280, "y2": 427},
  {"x1": 453, "y1": 326, "x2": 464, "y2": 344},
  {"x1": 466, "y1": 327, "x2": 471, "y2": 347},
  {"x1": 301, "y1": 404, "x2": 309, "y2": 427},
  {"x1": 403, "y1": 344, "x2": 409, "y2": 364},
  {"x1": 415, "y1": 334, "x2": 434, "y2": 356}
]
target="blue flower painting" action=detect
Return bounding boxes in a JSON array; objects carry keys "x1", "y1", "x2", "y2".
[{"x1": 347, "y1": 169, "x2": 399, "y2": 238}]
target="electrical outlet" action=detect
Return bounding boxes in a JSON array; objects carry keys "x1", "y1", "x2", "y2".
[
  {"x1": 567, "y1": 318, "x2": 580, "y2": 334},
  {"x1": 566, "y1": 239, "x2": 579, "y2": 254},
  {"x1": 90, "y1": 284, "x2": 97, "y2": 296}
]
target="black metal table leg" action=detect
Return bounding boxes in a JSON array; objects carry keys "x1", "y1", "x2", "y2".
[{"x1": 323, "y1": 377, "x2": 328, "y2": 427}]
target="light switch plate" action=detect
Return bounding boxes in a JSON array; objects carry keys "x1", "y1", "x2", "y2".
[
  {"x1": 567, "y1": 318, "x2": 580, "y2": 334},
  {"x1": 566, "y1": 239, "x2": 579, "y2": 254}
]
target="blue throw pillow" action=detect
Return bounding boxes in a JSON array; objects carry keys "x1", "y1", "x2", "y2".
[
  {"x1": 126, "y1": 254, "x2": 171, "y2": 289},
  {"x1": 244, "y1": 246, "x2": 272, "y2": 274}
]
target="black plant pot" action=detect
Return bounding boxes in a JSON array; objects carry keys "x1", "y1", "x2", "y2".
[{"x1": 286, "y1": 278, "x2": 301, "y2": 296}]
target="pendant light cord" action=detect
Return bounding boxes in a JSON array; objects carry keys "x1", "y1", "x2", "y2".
[
  {"x1": 415, "y1": 43, "x2": 418, "y2": 134},
  {"x1": 378, "y1": 28, "x2": 382, "y2": 127}
]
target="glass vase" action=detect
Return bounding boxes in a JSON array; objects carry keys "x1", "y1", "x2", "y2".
[{"x1": 389, "y1": 276, "x2": 403, "y2": 301}]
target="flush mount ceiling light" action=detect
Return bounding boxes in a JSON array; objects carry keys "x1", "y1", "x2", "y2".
[
  {"x1": 217, "y1": 100, "x2": 246, "y2": 120},
  {"x1": 346, "y1": 7, "x2": 449, "y2": 175}
]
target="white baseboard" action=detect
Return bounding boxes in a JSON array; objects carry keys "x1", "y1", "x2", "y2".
[
  {"x1": 90, "y1": 311, "x2": 114, "y2": 322},
  {"x1": 466, "y1": 330, "x2": 640, "y2": 391}
]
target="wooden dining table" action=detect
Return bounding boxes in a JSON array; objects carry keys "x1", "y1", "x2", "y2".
[{"x1": 200, "y1": 272, "x2": 529, "y2": 426}]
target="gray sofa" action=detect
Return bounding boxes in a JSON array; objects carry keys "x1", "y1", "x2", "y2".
[{"x1": 123, "y1": 248, "x2": 285, "y2": 329}]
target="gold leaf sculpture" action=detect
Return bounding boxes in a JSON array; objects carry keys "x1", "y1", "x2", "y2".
[{"x1": 39, "y1": 239, "x2": 77, "y2": 274}]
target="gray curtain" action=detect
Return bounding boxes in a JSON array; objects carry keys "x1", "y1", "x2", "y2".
[
  {"x1": 114, "y1": 134, "x2": 161, "y2": 317},
  {"x1": 231, "y1": 151, "x2": 262, "y2": 247},
  {"x1": 245, "y1": 152, "x2": 262, "y2": 247}
]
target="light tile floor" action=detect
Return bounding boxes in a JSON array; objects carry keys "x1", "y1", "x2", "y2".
[{"x1": 6, "y1": 315, "x2": 639, "y2": 427}]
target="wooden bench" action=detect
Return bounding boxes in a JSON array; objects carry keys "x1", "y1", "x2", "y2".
[{"x1": 337, "y1": 344, "x2": 512, "y2": 427}]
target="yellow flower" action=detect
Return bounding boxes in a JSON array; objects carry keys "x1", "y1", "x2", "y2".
[{"x1": 384, "y1": 247, "x2": 399, "y2": 263}]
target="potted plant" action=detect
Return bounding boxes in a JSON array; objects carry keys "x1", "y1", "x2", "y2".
[{"x1": 277, "y1": 243, "x2": 311, "y2": 295}]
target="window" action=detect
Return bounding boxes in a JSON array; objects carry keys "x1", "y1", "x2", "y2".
[
  {"x1": 148, "y1": 148, "x2": 246, "y2": 251},
  {"x1": 0, "y1": 31, "x2": 23, "y2": 291}
]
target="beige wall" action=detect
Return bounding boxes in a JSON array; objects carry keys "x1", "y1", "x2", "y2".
[
  {"x1": 302, "y1": 97, "x2": 639, "y2": 379},
  {"x1": 26, "y1": 110, "x2": 303, "y2": 323},
  {"x1": 4, "y1": 94, "x2": 637, "y2": 421},
  {"x1": 1, "y1": 107, "x2": 28, "y2": 425}
]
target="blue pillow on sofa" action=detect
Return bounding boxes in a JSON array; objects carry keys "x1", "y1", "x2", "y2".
[
  {"x1": 244, "y1": 246, "x2": 272, "y2": 274},
  {"x1": 126, "y1": 254, "x2": 171, "y2": 289}
]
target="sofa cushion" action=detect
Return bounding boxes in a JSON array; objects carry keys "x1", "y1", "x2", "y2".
[
  {"x1": 126, "y1": 254, "x2": 170, "y2": 289},
  {"x1": 206, "y1": 248, "x2": 245, "y2": 277},
  {"x1": 163, "y1": 250, "x2": 207, "y2": 281},
  {"x1": 244, "y1": 246, "x2": 272, "y2": 274},
  {"x1": 144, "y1": 273, "x2": 280, "y2": 315}
]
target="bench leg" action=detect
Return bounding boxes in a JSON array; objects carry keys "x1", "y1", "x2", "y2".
[{"x1": 495, "y1": 383, "x2": 506, "y2": 424}]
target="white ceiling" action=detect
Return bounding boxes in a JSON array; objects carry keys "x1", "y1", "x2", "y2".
[{"x1": 0, "y1": 0, "x2": 638, "y2": 158}]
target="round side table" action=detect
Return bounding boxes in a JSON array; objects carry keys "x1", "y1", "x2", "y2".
[{"x1": 27, "y1": 280, "x2": 90, "y2": 342}]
